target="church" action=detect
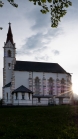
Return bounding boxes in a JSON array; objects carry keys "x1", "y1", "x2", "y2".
[{"x1": 2, "y1": 23, "x2": 72, "y2": 106}]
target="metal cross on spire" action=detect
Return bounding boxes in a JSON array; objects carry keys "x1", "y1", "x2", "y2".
[{"x1": 8, "y1": 22, "x2": 11, "y2": 26}]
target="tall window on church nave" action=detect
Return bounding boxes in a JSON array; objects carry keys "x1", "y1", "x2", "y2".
[
  {"x1": 48, "y1": 77, "x2": 54, "y2": 95},
  {"x1": 61, "y1": 78, "x2": 65, "y2": 93},
  {"x1": 35, "y1": 77, "x2": 40, "y2": 94}
]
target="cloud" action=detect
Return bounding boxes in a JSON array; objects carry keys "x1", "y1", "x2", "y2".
[
  {"x1": 35, "y1": 55, "x2": 49, "y2": 61},
  {"x1": 25, "y1": 3, "x2": 50, "y2": 31},
  {"x1": 24, "y1": 33, "x2": 44, "y2": 50},
  {"x1": 17, "y1": 32, "x2": 46, "y2": 56},
  {"x1": 16, "y1": 1, "x2": 62, "y2": 62},
  {"x1": 52, "y1": 50, "x2": 60, "y2": 55},
  {"x1": 31, "y1": 10, "x2": 50, "y2": 31},
  {"x1": 18, "y1": 24, "x2": 63, "y2": 52},
  {"x1": 17, "y1": 24, "x2": 61, "y2": 63},
  {"x1": 33, "y1": 46, "x2": 47, "y2": 53}
]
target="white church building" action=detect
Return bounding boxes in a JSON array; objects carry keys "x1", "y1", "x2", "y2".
[{"x1": 2, "y1": 23, "x2": 72, "y2": 106}]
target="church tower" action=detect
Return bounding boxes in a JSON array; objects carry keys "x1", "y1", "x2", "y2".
[{"x1": 3, "y1": 23, "x2": 16, "y2": 87}]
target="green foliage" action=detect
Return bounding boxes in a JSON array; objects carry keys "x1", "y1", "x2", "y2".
[
  {"x1": 7, "y1": 0, "x2": 18, "y2": 7},
  {"x1": 29, "y1": 0, "x2": 72, "y2": 27},
  {"x1": 0, "y1": 0, "x2": 72, "y2": 30},
  {"x1": 0, "y1": 0, "x2": 4, "y2": 7},
  {"x1": 0, "y1": 0, "x2": 18, "y2": 8},
  {"x1": 0, "y1": 27, "x2": 3, "y2": 30}
]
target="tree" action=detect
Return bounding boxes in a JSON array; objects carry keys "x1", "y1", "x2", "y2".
[{"x1": 0, "y1": 0, "x2": 72, "y2": 29}]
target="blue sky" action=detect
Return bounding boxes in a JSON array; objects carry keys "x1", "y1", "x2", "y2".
[{"x1": 0, "y1": 0, "x2": 78, "y2": 98}]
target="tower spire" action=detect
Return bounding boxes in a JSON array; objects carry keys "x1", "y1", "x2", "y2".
[{"x1": 6, "y1": 23, "x2": 14, "y2": 44}]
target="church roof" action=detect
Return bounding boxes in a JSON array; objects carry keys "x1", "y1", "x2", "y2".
[
  {"x1": 14, "y1": 60, "x2": 69, "y2": 74},
  {"x1": 6, "y1": 23, "x2": 14, "y2": 45},
  {"x1": 3, "y1": 82, "x2": 11, "y2": 88},
  {"x1": 12, "y1": 85, "x2": 33, "y2": 93}
]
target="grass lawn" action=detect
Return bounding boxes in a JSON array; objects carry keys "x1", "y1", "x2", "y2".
[{"x1": 0, "y1": 105, "x2": 78, "y2": 139}]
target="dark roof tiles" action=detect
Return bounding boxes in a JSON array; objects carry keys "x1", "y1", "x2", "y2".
[
  {"x1": 3, "y1": 82, "x2": 11, "y2": 88},
  {"x1": 12, "y1": 85, "x2": 33, "y2": 93},
  {"x1": 14, "y1": 60, "x2": 67, "y2": 73}
]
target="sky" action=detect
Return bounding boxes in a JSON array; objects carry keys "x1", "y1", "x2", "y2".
[{"x1": 0, "y1": 0, "x2": 78, "y2": 98}]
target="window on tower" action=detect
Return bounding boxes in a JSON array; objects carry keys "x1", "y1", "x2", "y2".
[
  {"x1": 8, "y1": 50, "x2": 11, "y2": 57},
  {"x1": 8, "y1": 63, "x2": 11, "y2": 69}
]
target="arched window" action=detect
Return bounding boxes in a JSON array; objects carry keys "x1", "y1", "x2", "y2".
[
  {"x1": 67, "y1": 77, "x2": 71, "y2": 92},
  {"x1": 49, "y1": 78, "x2": 53, "y2": 95},
  {"x1": 35, "y1": 77, "x2": 40, "y2": 94},
  {"x1": 61, "y1": 78, "x2": 65, "y2": 93},
  {"x1": 8, "y1": 50, "x2": 11, "y2": 57},
  {"x1": 56, "y1": 78, "x2": 60, "y2": 95}
]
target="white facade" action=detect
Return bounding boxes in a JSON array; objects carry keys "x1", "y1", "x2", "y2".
[
  {"x1": 2, "y1": 24, "x2": 72, "y2": 106},
  {"x1": 14, "y1": 71, "x2": 71, "y2": 96},
  {"x1": 3, "y1": 87, "x2": 11, "y2": 104}
]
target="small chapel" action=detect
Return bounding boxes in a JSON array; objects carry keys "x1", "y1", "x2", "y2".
[{"x1": 2, "y1": 23, "x2": 72, "y2": 106}]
